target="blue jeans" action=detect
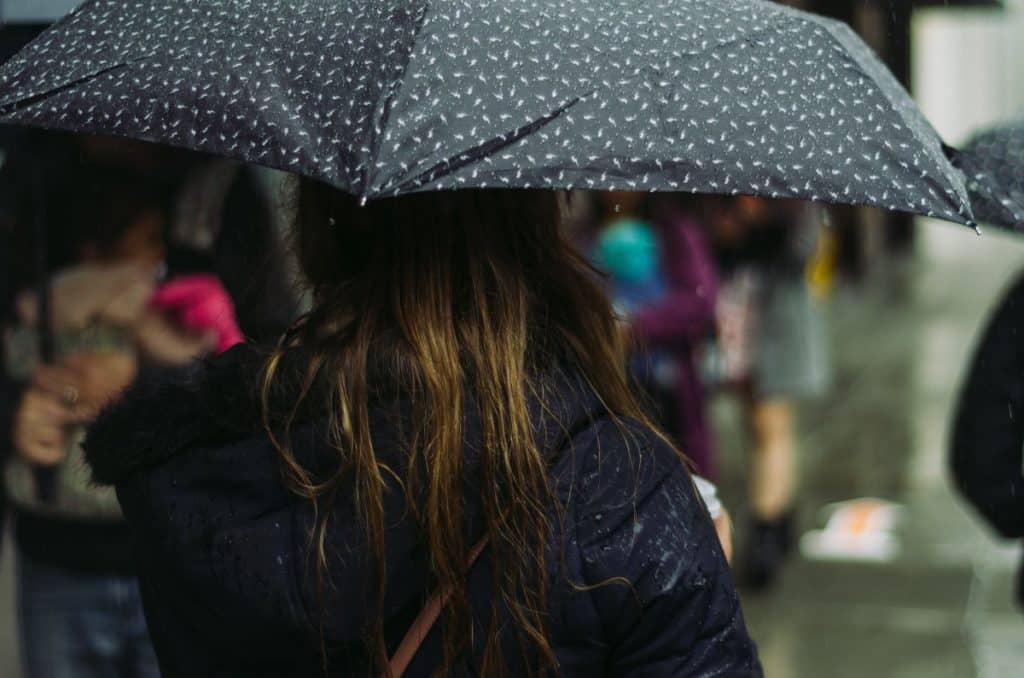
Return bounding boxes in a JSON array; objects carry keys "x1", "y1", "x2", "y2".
[{"x1": 18, "y1": 556, "x2": 161, "y2": 678}]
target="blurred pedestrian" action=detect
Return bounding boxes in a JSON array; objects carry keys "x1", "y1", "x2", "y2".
[
  {"x1": 0, "y1": 132, "x2": 296, "y2": 677},
  {"x1": 2, "y1": 160, "x2": 243, "y2": 678},
  {"x1": 0, "y1": 7, "x2": 57, "y2": 562},
  {"x1": 85, "y1": 184, "x2": 762, "y2": 676},
  {"x1": 576, "y1": 191, "x2": 733, "y2": 560},
  {"x1": 951, "y1": 270, "x2": 1024, "y2": 610},
  {"x1": 577, "y1": 191, "x2": 719, "y2": 477},
  {"x1": 704, "y1": 196, "x2": 830, "y2": 590},
  {"x1": 163, "y1": 155, "x2": 298, "y2": 344}
]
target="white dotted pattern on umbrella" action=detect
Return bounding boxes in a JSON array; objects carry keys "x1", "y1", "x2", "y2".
[{"x1": 0, "y1": 0, "x2": 975, "y2": 225}]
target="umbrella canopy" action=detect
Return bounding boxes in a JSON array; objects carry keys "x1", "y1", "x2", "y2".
[
  {"x1": 0, "y1": 0, "x2": 976, "y2": 225},
  {"x1": 953, "y1": 117, "x2": 1024, "y2": 230}
]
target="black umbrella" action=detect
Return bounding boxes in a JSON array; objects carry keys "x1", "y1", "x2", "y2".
[
  {"x1": 0, "y1": 0, "x2": 977, "y2": 226},
  {"x1": 952, "y1": 117, "x2": 1024, "y2": 230}
]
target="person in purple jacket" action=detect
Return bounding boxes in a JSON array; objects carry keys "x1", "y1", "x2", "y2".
[{"x1": 583, "y1": 192, "x2": 719, "y2": 478}]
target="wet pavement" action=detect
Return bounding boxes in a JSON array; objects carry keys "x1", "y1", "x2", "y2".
[
  {"x1": 0, "y1": 221, "x2": 1022, "y2": 676},
  {"x1": 714, "y1": 221, "x2": 1024, "y2": 677}
]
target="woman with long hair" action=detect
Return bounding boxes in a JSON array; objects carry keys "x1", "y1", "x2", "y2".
[{"x1": 85, "y1": 182, "x2": 761, "y2": 677}]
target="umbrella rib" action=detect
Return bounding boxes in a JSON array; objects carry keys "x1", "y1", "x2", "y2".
[
  {"x1": 371, "y1": 92, "x2": 590, "y2": 199},
  {"x1": 0, "y1": 59, "x2": 141, "y2": 113},
  {"x1": 360, "y1": 1, "x2": 432, "y2": 201}
]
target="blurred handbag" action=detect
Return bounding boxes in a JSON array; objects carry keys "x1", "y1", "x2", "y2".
[{"x1": 700, "y1": 268, "x2": 760, "y2": 388}]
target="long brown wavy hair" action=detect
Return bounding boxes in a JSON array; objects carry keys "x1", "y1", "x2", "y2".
[{"x1": 262, "y1": 181, "x2": 654, "y2": 676}]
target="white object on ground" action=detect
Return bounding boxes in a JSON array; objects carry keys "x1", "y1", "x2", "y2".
[{"x1": 800, "y1": 498, "x2": 906, "y2": 563}]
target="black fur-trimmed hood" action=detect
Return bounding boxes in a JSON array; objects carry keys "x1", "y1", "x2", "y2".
[{"x1": 84, "y1": 344, "x2": 314, "y2": 486}]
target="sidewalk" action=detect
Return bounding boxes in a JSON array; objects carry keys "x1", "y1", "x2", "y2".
[{"x1": 715, "y1": 221, "x2": 1024, "y2": 678}]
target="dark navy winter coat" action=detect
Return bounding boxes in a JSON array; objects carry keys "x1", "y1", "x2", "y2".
[{"x1": 85, "y1": 345, "x2": 761, "y2": 677}]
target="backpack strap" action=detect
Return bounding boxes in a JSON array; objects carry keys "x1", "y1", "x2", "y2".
[{"x1": 386, "y1": 537, "x2": 489, "y2": 677}]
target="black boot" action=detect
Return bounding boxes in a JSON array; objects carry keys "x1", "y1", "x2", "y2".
[{"x1": 739, "y1": 512, "x2": 795, "y2": 591}]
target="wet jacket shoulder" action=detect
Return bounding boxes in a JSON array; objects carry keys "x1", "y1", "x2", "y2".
[
  {"x1": 85, "y1": 345, "x2": 761, "y2": 677},
  {"x1": 550, "y1": 415, "x2": 759, "y2": 676}
]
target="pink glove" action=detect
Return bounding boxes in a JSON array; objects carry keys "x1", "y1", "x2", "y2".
[{"x1": 150, "y1": 275, "x2": 244, "y2": 355}]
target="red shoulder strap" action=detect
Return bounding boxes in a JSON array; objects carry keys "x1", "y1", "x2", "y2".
[{"x1": 385, "y1": 538, "x2": 489, "y2": 677}]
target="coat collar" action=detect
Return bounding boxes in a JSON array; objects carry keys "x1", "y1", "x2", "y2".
[{"x1": 84, "y1": 344, "x2": 309, "y2": 485}]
